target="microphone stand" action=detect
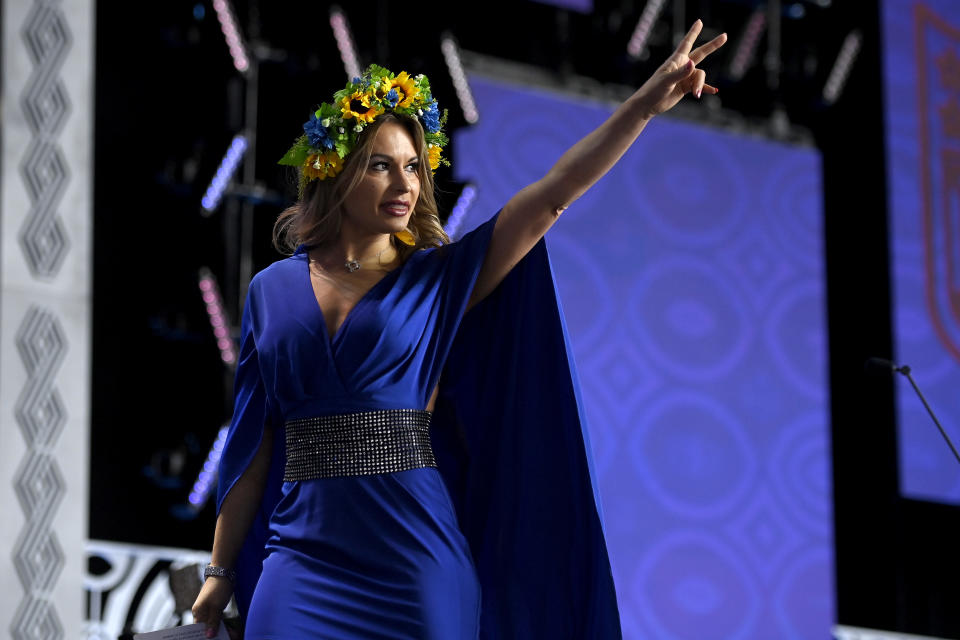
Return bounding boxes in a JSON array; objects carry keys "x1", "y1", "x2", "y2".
[{"x1": 894, "y1": 364, "x2": 960, "y2": 466}]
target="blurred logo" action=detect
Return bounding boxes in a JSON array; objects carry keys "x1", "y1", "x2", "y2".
[{"x1": 917, "y1": 3, "x2": 960, "y2": 363}]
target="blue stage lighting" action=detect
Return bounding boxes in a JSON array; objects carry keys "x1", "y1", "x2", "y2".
[
  {"x1": 444, "y1": 184, "x2": 477, "y2": 239},
  {"x1": 187, "y1": 425, "x2": 229, "y2": 510},
  {"x1": 201, "y1": 135, "x2": 248, "y2": 212}
]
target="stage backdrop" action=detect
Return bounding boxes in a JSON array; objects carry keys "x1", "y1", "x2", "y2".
[
  {"x1": 882, "y1": 0, "x2": 960, "y2": 505},
  {"x1": 453, "y1": 74, "x2": 833, "y2": 640}
]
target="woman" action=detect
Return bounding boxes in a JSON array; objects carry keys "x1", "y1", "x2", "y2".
[{"x1": 193, "y1": 20, "x2": 725, "y2": 639}]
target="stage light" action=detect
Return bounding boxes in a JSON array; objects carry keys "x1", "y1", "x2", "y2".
[
  {"x1": 729, "y1": 8, "x2": 766, "y2": 81},
  {"x1": 786, "y1": 3, "x2": 805, "y2": 19},
  {"x1": 441, "y1": 35, "x2": 479, "y2": 124},
  {"x1": 211, "y1": 0, "x2": 249, "y2": 73},
  {"x1": 444, "y1": 184, "x2": 477, "y2": 239},
  {"x1": 626, "y1": 0, "x2": 666, "y2": 60},
  {"x1": 201, "y1": 135, "x2": 248, "y2": 213},
  {"x1": 186, "y1": 425, "x2": 229, "y2": 510},
  {"x1": 823, "y1": 30, "x2": 862, "y2": 105},
  {"x1": 330, "y1": 6, "x2": 361, "y2": 81},
  {"x1": 198, "y1": 270, "x2": 236, "y2": 364},
  {"x1": 198, "y1": 268, "x2": 238, "y2": 366}
]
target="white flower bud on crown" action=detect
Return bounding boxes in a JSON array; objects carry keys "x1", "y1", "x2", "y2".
[
  {"x1": 321, "y1": 118, "x2": 330, "y2": 127},
  {"x1": 354, "y1": 124, "x2": 363, "y2": 132},
  {"x1": 339, "y1": 127, "x2": 345, "y2": 134}
]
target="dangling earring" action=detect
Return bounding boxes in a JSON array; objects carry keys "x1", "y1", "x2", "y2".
[{"x1": 394, "y1": 229, "x2": 416, "y2": 246}]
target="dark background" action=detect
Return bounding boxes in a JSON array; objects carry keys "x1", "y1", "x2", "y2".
[{"x1": 89, "y1": 0, "x2": 960, "y2": 636}]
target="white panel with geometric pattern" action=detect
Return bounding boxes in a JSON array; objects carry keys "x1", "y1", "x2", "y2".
[{"x1": 1, "y1": 0, "x2": 93, "y2": 636}]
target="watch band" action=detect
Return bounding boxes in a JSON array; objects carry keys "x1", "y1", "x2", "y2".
[{"x1": 203, "y1": 564, "x2": 236, "y2": 582}]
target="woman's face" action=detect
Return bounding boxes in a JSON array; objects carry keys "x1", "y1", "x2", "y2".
[{"x1": 341, "y1": 121, "x2": 421, "y2": 238}]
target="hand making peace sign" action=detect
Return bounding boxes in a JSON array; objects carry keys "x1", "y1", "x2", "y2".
[
  {"x1": 635, "y1": 19, "x2": 728, "y2": 119},
  {"x1": 450, "y1": 19, "x2": 729, "y2": 312}
]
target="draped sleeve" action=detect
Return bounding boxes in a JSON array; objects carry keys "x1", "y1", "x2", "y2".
[
  {"x1": 411, "y1": 210, "x2": 500, "y2": 402},
  {"x1": 215, "y1": 276, "x2": 286, "y2": 619},
  {"x1": 431, "y1": 226, "x2": 623, "y2": 638}
]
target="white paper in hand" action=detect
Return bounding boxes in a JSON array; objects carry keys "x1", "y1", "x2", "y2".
[{"x1": 133, "y1": 622, "x2": 229, "y2": 640}]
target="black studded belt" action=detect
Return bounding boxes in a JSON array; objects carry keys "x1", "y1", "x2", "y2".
[{"x1": 283, "y1": 409, "x2": 436, "y2": 481}]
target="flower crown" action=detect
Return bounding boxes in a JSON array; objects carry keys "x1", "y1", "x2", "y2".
[{"x1": 278, "y1": 64, "x2": 450, "y2": 196}]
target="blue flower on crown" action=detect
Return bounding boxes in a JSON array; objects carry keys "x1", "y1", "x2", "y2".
[
  {"x1": 383, "y1": 88, "x2": 400, "y2": 108},
  {"x1": 420, "y1": 100, "x2": 441, "y2": 133},
  {"x1": 303, "y1": 112, "x2": 334, "y2": 150}
]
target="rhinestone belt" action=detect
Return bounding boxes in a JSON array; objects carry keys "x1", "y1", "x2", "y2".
[{"x1": 283, "y1": 409, "x2": 436, "y2": 480}]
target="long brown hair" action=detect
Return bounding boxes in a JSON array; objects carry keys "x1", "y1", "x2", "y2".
[{"x1": 273, "y1": 112, "x2": 449, "y2": 261}]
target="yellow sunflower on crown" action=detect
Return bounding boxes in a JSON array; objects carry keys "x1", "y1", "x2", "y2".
[
  {"x1": 379, "y1": 71, "x2": 419, "y2": 109},
  {"x1": 340, "y1": 90, "x2": 384, "y2": 124}
]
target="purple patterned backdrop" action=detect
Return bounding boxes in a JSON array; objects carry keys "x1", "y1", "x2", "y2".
[
  {"x1": 883, "y1": 0, "x2": 960, "y2": 505},
  {"x1": 453, "y1": 76, "x2": 833, "y2": 639}
]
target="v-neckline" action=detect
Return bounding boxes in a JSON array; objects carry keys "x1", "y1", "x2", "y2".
[{"x1": 305, "y1": 254, "x2": 404, "y2": 345}]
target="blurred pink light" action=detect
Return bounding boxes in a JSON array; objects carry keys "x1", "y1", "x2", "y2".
[
  {"x1": 627, "y1": 0, "x2": 666, "y2": 60},
  {"x1": 330, "y1": 8, "x2": 361, "y2": 80},
  {"x1": 441, "y1": 37, "x2": 479, "y2": 124},
  {"x1": 212, "y1": 0, "x2": 250, "y2": 74},
  {"x1": 823, "y1": 30, "x2": 862, "y2": 104},
  {"x1": 198, "y1": 268, "x2": 238, "y2": 367},
  {"x1": 729, "y1": 9, "x2": 766, "y2": 80}
]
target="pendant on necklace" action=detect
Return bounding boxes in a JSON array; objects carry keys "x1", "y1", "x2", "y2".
[{"x1": 345, "y1": 259, "x2": 361, "y2": 273}]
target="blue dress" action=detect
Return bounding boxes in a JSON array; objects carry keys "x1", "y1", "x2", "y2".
[{"x1": 218, "y1": 211, "x2": 621, "y2": 639}]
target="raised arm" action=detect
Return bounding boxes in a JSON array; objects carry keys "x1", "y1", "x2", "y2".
[{"x1": 466, "y1": 20, "x2": 727, "y2": 309}]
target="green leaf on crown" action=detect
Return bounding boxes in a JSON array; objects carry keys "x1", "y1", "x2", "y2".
[
  {"x1": 297, "y1": 172, "x2": 310, "y2": 199},
  {"x1": 316, "y1": 103, "x2": 339, "y2": 120},
  {"x1": 425, "y1": 131, "x2": 449, "y2": 148},
  {"x1": 278, "y1": 135, "x2": 311, "y2": 167},
  {"x1": 333, "y1": 86, "x2": 351, "y2": 104},
  {"x1": 415, "y1": 74, "x2": 431, "y2": 94},
  {"x1": 365, "y1": 64, "x2": 394, "y2": 81}
]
